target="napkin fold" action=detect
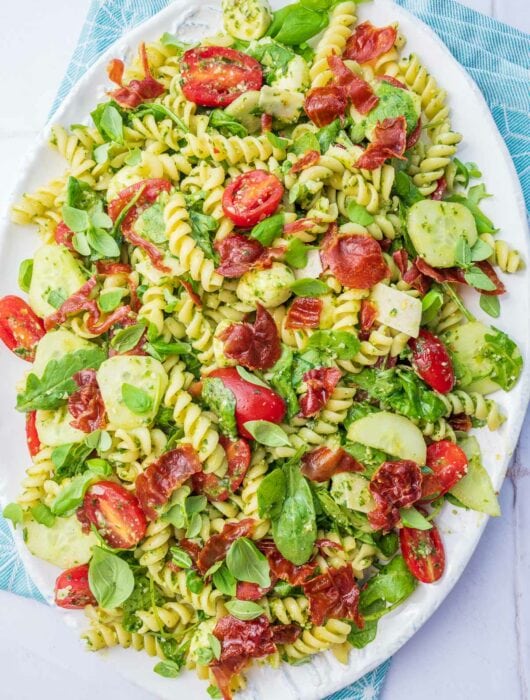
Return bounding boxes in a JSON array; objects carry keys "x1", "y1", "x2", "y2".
[{"x1": 1, "y1": 1, "x2": 528, "y2": 699}]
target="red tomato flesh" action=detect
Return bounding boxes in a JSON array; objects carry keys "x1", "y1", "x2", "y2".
[
  {"x1": 422, "y1": 440, "x2": 468, "y2": 500},
  {"x1": 54, "y1": 564, "x2": 96, "y2": 609},
  {"x1": 181, "y1": 46, "x2": 262, "y2": 107},
  {"x1": 400, "y1": 522, "x2": 445, "y2": 583},
  {"x1": 77, "y1": 481, "x2": 147, "y2": 549},
  {"x1": 409, "y1": 329, "x2": 455, "y2": 394},
  {"x1": 209, "y1": 367, "x2": 286, "y2": 439},
  {"x1": 0, "y1": 295, "x2": 45, "y2": 361},
  {"x1": 222, "y1": 170, "x2": 284, "y2": 228},
  {"x1": 25, "y1": 411, "x2": 41, "y2": 458}
]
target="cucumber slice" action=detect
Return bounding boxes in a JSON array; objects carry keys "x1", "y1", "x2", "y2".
[
  {"x1": 407, "y1": 200, "x2": 477, "y2": 268},
  {"x1": 443, "y1": 321, "x2": 499, "y2": 393},
  {"x1": 449, "y1": 436, "x2": 500, "y2": 516},
  {"x1": 25, "y1": 513, "x2": 98, "y2": 569},
  {"x1": 33, "y1": 329, "x2": 95, "y2": 377},
  {"x1": 29, "y1": 245, "x2": 87, "y2": 318},
  {"x1": 331, "y1": 473, "x2": 375, "y2": 513},
  {"x1": 222, "y1": 0, "x2": 272, "y2": 41},
  {"x1": 225, "y1": 91, "x2": 262, "y2": 134},
  {"x1": 347, "y1": 411, "x2": 427, "y2": 465},
  {"x1": 36, "y1": 406, "x2": 85, "y2": 446}
]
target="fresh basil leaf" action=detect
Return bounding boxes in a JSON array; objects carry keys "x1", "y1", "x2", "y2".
[
  {"x1": 110, "y1": 323, "x2": 145, "y2": 353},
  {"x1": 360, "y1": 555, "x2": 416, "y2": 613},
  {"x1": 18, "y1": 259, "x2": 33, "y2": 293},
  {"x1": 30, "y1": 503, "x2": 55, "y2": 527},
  {"x1": 51, "y1": 471, "x2": 95, "y2": 516},
  {"x1": 394, "y1": 171, "x2": 424, "y2": 206},
  {"x1": 346, "y1": 201, "x2": 374, "y2": 226},
  {"x1": 145, "y1": 338, "x2": 192, "y2": 361},
  {"x1": 482, "y1": 328, "x2": 523, "y2": 391},
  {"x1": 170, "y1": 547, "x2": 193, "y2": 569},
  {"x1": 208, "y1": 633, "x2": 222, "y2": 660},
  {"x1": 66, "y1": 176, "x2": 103, "y2": 213},
  {"x1": 209, "y1": 109, "x2": 248, "y2": 137},
  {"x1": 266, "y1": 132, "x2": 289, "y2": 150},
  {"x1": 2, "y1": 503, "x2": 23, "y2": 527},
  {"x1": 72, "y1": 232, "x2": 91, "y2": 256},
  {"x1": 93, "y1": 142, "x2": 112, "y2": 165},
  {"x1": 316, "y1": 119, "x2": 341, "y2": 153},
  {"x1": 284, "y1": 238, "x2": 311, "y2": 269},
  {"x1": 243, "y1": 420, "x2": 290, "y2": 447},
  {"x1": 62, "y1": 206, "x2": 89, "y2": 233},
  {"x1": 292, "y1": 132, "x2": 320, "y2": 156},
  {"x1": 377, "y1": 531, "x2": 399, "y2": 558},
  {"x1": 86, "y1": 458, "x2": 112, "y2": 476},
  {"x1": 470, "y1": 238, "x2": 493, "y2": 262},
  {"x1": 268, "y1": 345, "x2": 299, "y2": 419},
  {"x1": 454, "y1": 236, "x2": 472, "y2": 267},
  {"x1": 88, "y1": 547, "x2": 134, "y2": 608},
  {"x1": 463, "y1": 266, "x2": 497, "y2": 291},
  {"x1": 92, "y1": 211, "x2": 113, "y2": 229},
  {"x1": 185, "y1": 495, "x2": 207, "y2": 515},
  {"x1": 99, "y1": 289, "x2": 127, "y2": 312},
  {"x1": 236, "y1": 366, "x2": 269, "y2": 388},
  {"x1": 246, "y1": 36, "x2": 295, "y2": 84},
  {"x1": 273, "y1": 461, "x2": 317, "y2": 565},
  {"x1": 306, "y1": 329, "x2": 360, "y2": 360},
  {"x1": 207, "y1": 685, "x2": 223, "y2": 699},
  {"x1": 87, "y1": 227, "x2": 121, "y2": 258},
  {"x1": 202, "y1": 377, "x2": 238, "y2": 438},
  {"x1": 160, "y1": 32, "x2": 192, "y2": 50},
  {"x1": 290, "y1": 278, "x2": 328, "y2": 296},
  {"x1": 16, "y1": 348, "x2": 106, "y2": 412},
  {"x1": 421, "y1": 286, "x2": 444, "y2": 324},
  {"x1": 479, "y1": 293, "x2": 500, "y2": 318},
  {"x1": 100, "y1": 104, "x2": 124, "y2": 144},
  {"x1": 212, "y1": 562, "x2": 237, "y2": 596},
  {"x1": 399, "y1": 506, "x2": 432, "y2": 530},
  {"x1": 224, "y1": 599, "x2": 266, "y2": 620},
  {"x1": 154, "y1": 660, "x2": 182, "y2": 678},
  {"x1": 250, "y1": 214, "x2": 284, "y2": 246},
  {"x1": 51, "y1": 441, "x2": 93, "y2": 480},
  {"x1": 312, "y1": 483, "x2": 370, "y2": 532},
  {"x1": 124, "y1": 147, "x2": 142, "y2": 166},
  {"x1": 270, "y1": 4, "x2": 328, "y2": 45},
  {"x1": 186, "y1": 570, "x2": 204, "y2": 593},
  {"x1": 122, "y1": 383, "x2": 152, "y2": 414},
  {"x1": 189, "y1": 211, "x2": 218, "y2": 262},
  {"x1": 257, "y1": 468, "x2": 286, "y2": 519},
  {"x1": 348, "y1": 618, "x2": 378, "y2": 649},
  {"x1": 226, "y1": 537, "x2": 271, "y2": 587},
  {"x1": 85, "y1": 429, "x2": 112, "y2": 452}
]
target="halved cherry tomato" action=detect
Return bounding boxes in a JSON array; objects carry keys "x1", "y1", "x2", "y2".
[
  {"x1": 222, "y1": 170, "x2": 284, "y2": 228},
  {"x1": 77, "y1": 481, "x2": 147, "y2": 549},
  {"x1": 54, "y1": 564, "x2": 96, "y2": 609},
  {"x1": 209, "y1": 367, "x2": 285, "y2": 439},
  {"x1": 422, "y1": 440, "x2": 468, "y2": 500},
  {"x1": 409, "y1": 329, "x2": 455, "y2": 394},
  {"x1": 181, "y1": 46, "x2": 262, "y2": 108},
  {"x1": 0, "y1": 295, "x2": 45, "y2": 361},
  {"x1": 25, "y1": 411, "x2": 41, "y2": 458},
  {"x1": 400, "y1": 522, "x2": 445, "y2": 583}
]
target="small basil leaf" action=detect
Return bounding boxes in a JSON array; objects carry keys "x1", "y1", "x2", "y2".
[
  {"x1": 99, "y1": 289, "x2": 127, "y2": 312},
  {"x1": 346, "y1": 201, "x2": 374, "y2": 226},
  {"x1": 463, "y1": 266, "x2": 497, "y2": 291},
  {"x1": 62, "y1": 206, "x2": 89, "y2": 233},
  {"x1": 284, "y1": 238, "x2": 311, "y2": 269},
  {"x1": 99, "y1": 104, "x2": 124, "y2": 144},
  {"x1": 154, "y1": 660, "x2": 182, "y2": 678},
  {"x1": 236, "y1": 366, "x2": 269, "y2": 389},
  {"x1": 306, "y1": 329, "x2": 360, "y2": 360},
  {"x1": 226, "y1": 537, "x2": 271, "y2": 588},
  {"x1": 88, "y1": 546, "x2": 134, "y2": 608},
  {"x1": 18, "y1": 259, "x2": 33, "y2": 293},
  {"x1": 110, "y1": 323, "x2": 145, "y2": 353},
  {"x1": 212, "y1": 562, "x2": 237, "y2": 596},
  {"x1": 30, "y1": 503, "x2": 56, "y2": 527},
  {"x1": 290, "y1": 278, "x2": 328, "y2": 296},
  {"x1": 122, "y1": 383, "x2": 152, "y2": 415},
  {"x1": 209, "y1": 109, "x2": 248, "y2": 137},
  {"x1": 51, "y1": 471, "x2": 95, "y2": 516},
  {"x1": 170, "y1": 547, "x2": 193, "y2": 569},
  {"x1": 257, "y1": 468, "x2": 286, "y2": 519},
  {"x1": 479, "y1": 293, "x2": 500, "y2": 318},
  {"x1": 250, "y1": 214, "x2": 284, "y2": 247},
  {"x1": 243, "y1": 420, "x2": 290, "y2": 447},
  {"x1": 224, "y1": 599, "x2": 266, "y2": 620},
  {"x1": 2, "y1": 502, "x2": 23, "y2": 527}
]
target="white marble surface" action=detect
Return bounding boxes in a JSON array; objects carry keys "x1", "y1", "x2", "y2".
[{"x1": 0, "y1": 1, "x2": 528, "y2": 699}]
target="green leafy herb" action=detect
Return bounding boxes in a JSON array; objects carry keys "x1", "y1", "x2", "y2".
[
  {"x1": 122, "y1": 383, "x2": 152, "y2": 415},
  {"x1": 88, "y1": 547, "x2": 134, "y2": 608},
  {"x1": 84, "y1": 428, "x2": 112, "y2": 452},
  {"x1": 257, "y1": 468, "x2": 286, "y2": 520},
  {"x1": 246, "y1": 38, "x2": 295, "y2": 85},
  {"x1": 482, "y1": 328, "x2": 523, "y2": 391},
  {"x1": 160, "y1": 33, "x2": 192, "y2": 50},
  {"x1": 377, "y1": 531, "x2": 399, "y2": 558},
  {"x1": 268, "y1": 345, "x2": 299, "y2": 418},
  {"x1": 479, "y1": 293, "x2": 500, "y2": 318},
  {"x1": 224, "y1": 599, "x2": 266, "y2": 620},
  {"x1": 202, "y1": 377, "x2": 238, "y2": 438},
  {"x1": 186, "y1": 570, "x2": 204, "y2": 594},
  {"x1": 290, "y1": 278, "x2": 328, "y2": 296},
  {"x1": 316, "y1": 119, "x2": 341, "y2": 153},
  {"x1": 348, "y1": 618, "x2": 378, "y2": 649},
  {"x1": 243, "y1": 420, "x2": 290, "y2": 447},
  {"x1": 124, "y1": 147, "x2": 142, "y2": 166},
  {"x1": 87, "y1": 227, "x2": 121, "y2": 257},
  {"x1": 153, "y1": 660, "x2": 182, "y2": 678},
  {"x1": 284, "y1": 238, "x2": 312, "y2": 269},
  {"x1": 51, "y1": 441, "x2": 93, "y2": 480},
  {"x1": 91, "y1": 102, "x2": 124, "y2": 143},
  {"x1": 86, "y1": 458, "x2": 112, "y2": 476},
  {"x1": 421, "y1": 286, "x2": 444, "y2": 324},
  {"x1": 16, "y1": 348, "x2": 106, "y2": 412},
  {"x1": 30, "y1": 503, "x2": 56, "y2": 527},
  {"x1": 66, "y1": 176, "x2": 103, "y2": 212},
  {"x1": 266, "y1": 132, "x2": 289, "y2": 150},
  {"x1": 454, "y1": 236, "x2": 472, "y2": 267},
  {"x1": 62, "y1": 205, "x2": 90, "y2": 233},
  {"x1": 470, "y1": 238, "x2": 493, "y2": 262},
  {"x1": 47, "y1": 288, "x2": 67, "y2": 309},
  {"x1": 226, "y1": 537, "x2": 271, "y2": 588},
  {"x1": 394, "y1": 171, "x2": 424, "y2": 206},
  {"x1": 399, "y1": 506, "x2": 432, "y2": 530},
  {"x1": 110, "y1": 323, "x2": 145, "y2": 353},
  {"x1": 122, "y1": 575, "x2": 164, "y2": 632},
  {"x1": 312, "y1": 483, "x2": 371, "y2": 533},
  {"x1": 346, "y1": 201, "x2": 374, "y2": 226},
  {"x1": 50, "y1": 471, "x2": 95, "y2": 516},
  {"x1": 209, "y1": 109, "x2": 248, "y2": 137},
  {"x1": 250, "y1": 214, "x2": 284, "y2": 246},
  {"x1": 99, "y1": 289, "x2": 127, "y2": 312},
  {"x1": 132, "y1": 102, "x2": 188, "y2": 133},
  {"x1": 212, "y1": 562, "x2": 237, "y2": 596},
  {"x1": 463, "y1": 266, "x2": 497, "y2": 291},
  {"x1": 306, "y1": 329, "x2": 360, "y2": 360},
  {"x1": 18, "y1": 259, "x2": 33, "y2": 293},
  {"x1": 360, "y1": 555, "x2": 417, "y2": 616},
  {"x1": 170, "y1": 547, "x2": 193, "y2": 569},
  {"x1": 134, "y1": 201, "x2": 166, "y2": 244},
  {"x1": 268, "y1": 3, "x2": 328, "y2": 45},
  {"x1": 2, "y1": 503, "x2": 23, "y2": 528},
  {"x1": 236, "y1": 366, "x2": 269, "y2": 388},
  {"x1": 293, "y1": 132, "x2": 321, "y2": 156},
  {"x1": 189, "y1": 210, "x2": 219, "y2": 262},
  {"x1": 93, "y1": 142, "x2": 112, "y2": 164}
]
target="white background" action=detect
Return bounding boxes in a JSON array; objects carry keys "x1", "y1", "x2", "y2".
[{"x1": 0, "y1": 1, "x2": 528, "y2": 699}]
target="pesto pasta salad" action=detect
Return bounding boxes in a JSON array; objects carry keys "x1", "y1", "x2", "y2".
[{"x1": 2, "y1": 0, "x2": 525, "y2": 697}]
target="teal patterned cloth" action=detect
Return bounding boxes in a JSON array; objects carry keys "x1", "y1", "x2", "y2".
[{"x1": 1, "y1": 1, "x2": 528, "y2": 698}]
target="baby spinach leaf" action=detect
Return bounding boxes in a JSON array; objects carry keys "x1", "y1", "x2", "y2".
[
  {"x1": 99, "y1": 289, "x2": 127, "y2": 312},
  {"x1": 66, "y1": 176, "x2": 103, "y2": 213},
  {"x1": 257, "y1": 468, "x2": 286, "y2": 520},
  {"x1": 51, "y1": 471, "x2": 96, "y2": 516},
  {"x1": 360, "y1": 555, "x2": 417, "y2": 614},
  {"x1": 202, "y1": 377, "x2": 238, "y2": 438},
  {"x1": 170, "y1": 547, "x2": 193, "y2": 569},
  {"x1": 122, "y1": 384, "x2": 152, "y2": 415},
  {"x1": 91, "y1": 102, "x2": 124, "y2": 144},
  {"x1": 134, "y1": 201, "x2": 166, "y2": 244},
  {"x1": 132, "y1": 102, "x2": 188, "y2": 133},
  {"x1": 348, "y1": 618, "x2": 378, "y2": 649},
  {"x1": 89, "y1": 546, "x2": 134, "y2": 608},
  {"x1": 62, "y1": 205, "x2": 90, "y2": 233},
  {"x1": 243, "y1": 420, "x2": 290, "y2": 447},
  {"x1": 224, "y1": 600, "x2": 266, "y2": 620},
  {"x1": 51, "y1": 441, "x2": 93, "y2": 480},
  {"x1": 226, "y1": 537, "x2": 271, "y2": 588},
  {"x1": 250, "y1": 214, "x2": 284, "y2": 246}
]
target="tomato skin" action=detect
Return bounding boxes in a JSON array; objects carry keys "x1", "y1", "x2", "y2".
[
  {"x1": 25, "y1": 411, "x2": 41, "y2": 457},
  {"x1": 422, "y1": 440, "x2": 468, "y2": 500},
  {"x1": 400, "y1": 522, "x2": 445, "y2": 583},
  {"x1": 0, "y1": 296, "x2": 45, "y2": 361},
  {"x1": 77, "y1": 481, "x2": 147, "y2": 549},
  {"x1": 409, "y1": 329, "x2": 455, "y2": 394},
  {"x1": 181, "y1": 46, "x2": 262, "y2": 108},
  {"x1": 54, "y1": 564, "x2": 96, "y2": 609},
  {"x1": 222, "y1": 171, "x2": 284, "y2": 228},
  {"x1": 209, "y1": 367, "x2": 286, "y2": 439}
]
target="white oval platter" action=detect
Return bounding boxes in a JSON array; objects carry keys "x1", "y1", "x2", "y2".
[{"x1": 0, "y1": 1, "x2": 528, "y2": 699}]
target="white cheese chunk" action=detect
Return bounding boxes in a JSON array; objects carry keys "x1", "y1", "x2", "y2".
[{"x1": 370, "y1": 282, "x2": 422, "y2": 338}]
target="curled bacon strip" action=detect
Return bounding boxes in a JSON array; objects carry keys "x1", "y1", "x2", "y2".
[
  {"x1": 321, "y1": 223, "x2": 389, "y2": 289},
  {"x1": 107, "y1": 43, "x2": 165, "y2": 109},
  {"x1": 135, "y1": 445, "x2": 202, "y2": 520},
  {"x1": 96, "y1": 261, "x2": 132, "y2": 275},
  {"x1": 197, "y1": 519, "x2": 255, "y2": 574},
  {"x1": 219, "y1": 304, "x2": 281, "y2": 370},
  {"x1": 356, "y1": 116, "x2": 407, "y2": 170},
  {"x1": 303, "y1": 565, "x2": 363, "y2": 627},
  {"x1": 328, "y1": 55, "x2": 379, "y2": 115},
  {"x1": 301, "y1": 446, "x2": 363, "y2": 482},
  {"x1": 290, "y1": 150, "x2": 320, "y2": 174},
  {"x1": 369, "y1": 460, "x2": 423, "y2": 531},
  {"x1": 344, "y1": 21, "x2": 397, "y2": 64},
  {"x1": 215, "y1": 233, "x2": 285, "y2": 278},
  {"x1": 68, "y1": 370, "x2": 106, "y2": 433},
  {"x1": 192, "y1": 437, "x2": 251, "y2": 502},
  {"x1": 300, "y1": 367, "x2": 342, "y2": 418},
  {"x1": 285, "y1": 297, "x2": 322, "y2": 330}
]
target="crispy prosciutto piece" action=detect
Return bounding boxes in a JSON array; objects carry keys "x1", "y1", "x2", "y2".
[
  {"x1": 368, "y1": 460, "x2": 423, "y2": 531},
  {"x1": 344, "y1": 21, "x2": 397, "y2": 64},
  {"x1": 290, "y1": 150, "x2": 320, "y2": 174},
  {"x1": 431, "y1": 177, "x2": 447, "y2": 201},
  {"x1": 402, "y1": 260, "x2": 431, "y2": 294},
  {"x1": 55, "y1": 221, "x2": 75, "y2": 250},
  {"x1": 219, "y1": 304, "x2": 281, "y2": 370},
  {"x1": 270, "y1": 624, "x2": 302, "y2": 645},
  {"x1": 283, "y1": 217, "x2": 323, "y2": 236},
  {"x1": 95, "y1": 261, "x2": 132, "y2": 275},
  {"x1": 299, "y1": 367, "x2": 342, "y2": 418},
  {"x1": 197, "y1": 519, "x2": 255, "y2": 574},
  {"x1": 321, "y1": 223, "x2": 389, "y2": 289},
  {"x1": 359, "y1": 299, "x2": 377, "y2": 339},
  {"x1": 215, "y1": 233, "x2": 285, "y2": 278},
  {"x1": 68, "y1": 370, "x2": 106, "y2": 433},
  {"x1": 135, "y1": 444, "x2": 202, "y2": 520},
  {"x1": 192, "y1": 437, "x2": 251, "y2": 502},
  {"x1": 414, "y1": 257, "x2": 465, "y2": 284},
  {"x1": 304, "y1": 85, "x2": 348, "y2": 127},
  {"x1": 303, "y1": 565, "x2": 363, "y2": 627},
  {"x1": 392, "y1": 249, "x2": 409, "y2": 277},
  {"x1": 449, "y1": 413, "x2": 473, "y2": 432},
  {"x1": 258, "y1": 539, "x2": 317, "y2": 586},
  {"x1": 378, "y1": 74, "x2": 407, "y2": 90},
  {"x1": 301, "y1": 446, "x2": 363, "y2": 482},
  {"x1": 327, "y1": 55, "x2": 379, "y2": 115},
  {"x1": 356, "y1": 116, "x2": 407, "y2": 170},
  {"x1": 236, "y1": 581, "x2": 272, "y2": 600},
  {"x1": 285, "y1": 297, "x2": 322, "y2": 330},
  {"x1": 406, "y1": 117, "x2": 422, "y2": 149},
  {"x1": 107, "y1": 42, "x2": 165, "y2": 109},
  {"x1": 211, "y1": 615, "x2": 276, "y2": 700}
]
